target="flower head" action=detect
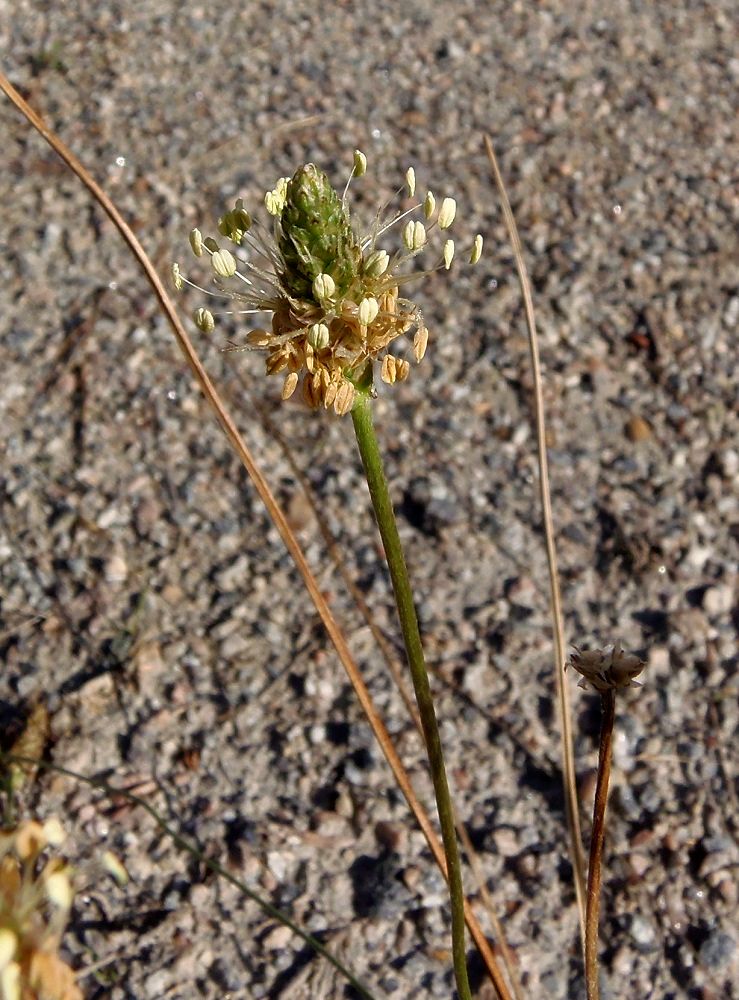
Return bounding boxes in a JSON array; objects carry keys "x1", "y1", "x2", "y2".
[
  {"x1": 567, "y1": 643, "x2": 645, "y2": 693},
  {"x1": 173, "y1": 153, "x2": 483, "y2": 415},
  {"x1": 0, "y1": 819, "x2": 82, "y2": 1000}
]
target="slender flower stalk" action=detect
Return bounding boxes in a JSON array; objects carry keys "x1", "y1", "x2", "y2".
[
  {"x1": 569, "y1": 644, "x2": 645, "y2": 1000},
  {"x1": 174, "y1": 153, "x2": 483, "y2": 999},
  {"x1": 352, "y1": 388, "x2": 471, "y2": 1000}
]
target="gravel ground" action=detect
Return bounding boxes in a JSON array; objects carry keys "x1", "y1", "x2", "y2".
[{"x1": 1, "y1": 2, "x2": 737, "y2": 998}]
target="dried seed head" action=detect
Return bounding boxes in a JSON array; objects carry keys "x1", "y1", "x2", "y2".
[{"x1": 568, "y1": 643, "x2": 645, "y2": 693}]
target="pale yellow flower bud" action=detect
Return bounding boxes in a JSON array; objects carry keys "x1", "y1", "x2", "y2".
[
  {"x1": 364, "y1": 249, "x2": 390, "y2": 277},
  {"x1": 194, "y1": 308, "x2": 215, "y2": 333},
  {"x1": 403, "y1": 220, "x2": 427, "y2": 252},
  {"x1": 312, "y1": 272, "x2": 336, "y2": 302},
  {"x1": 171, "y1": 262, "x2": 183, "y2": 290},
  {"x1": 211, "y1": 248, "x2": 237, "y2": 278},
  {"x1": 102, "y1": 851, "x2": 129, "y2": 887},
  {"x1": 15, "y1": 821, "x2": 46, "y2": 860},
  {"x1": 423, "y1": 191, "x2": 436, "y2": 219},
  {"x1": 264, "y1": 177, "x2": 289, "y2": 216},
  {"x1": 189, "y1": 228, "x2": 204, "y2": 256},
  {"x1": 42, "y1": 818, "x2": 66, "y2": 847},
  {"x1": 0, "y1": 930, "x2": 17, "y2": 971},
  {"x1": 352, "y1": 149, "x2": 367, "y2": 177},
  {"x1": 46, "y1": 870, "x2": 73, "y2": 910},
  {"x1": 307, "y1": 322, "x2": 330, "y2": 350},
  {"x1": 470, "y1": 234, "x2": 483, "y2": 263},
  {"x1": 358, "y1": 297, "x2": 379, "y2": 326},
  {"x1": 0, "y1": 962, "x2": 21, "y2": 1000},
  {"x1": 405, "y1": 167, "x2": 416, "y2": 197},
  {"x1": 443, "y1": 239, "x2": 455, "y2": 270},
  {"x1": 438, "y1": 197, "x2": 457, "y2": 230}
]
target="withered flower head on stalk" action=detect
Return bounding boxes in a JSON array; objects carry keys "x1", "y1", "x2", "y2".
[
  {"x1": 567, "y1": 643, "x2": 645, "y2": 693},
  {"x1": 173, "y1": 153, "x2": 483, "y2": 415}
]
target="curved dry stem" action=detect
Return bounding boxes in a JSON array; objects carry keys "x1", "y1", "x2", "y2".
[
  {"x1": 585, "y1": 690, "x2": 616, "y2": 1000},
  {"x1": 484, "y1": 135, "x2": 587, "y2": 944},
  {"x1": 0, "y1": 73, "x2": 511, "y2": 999}
]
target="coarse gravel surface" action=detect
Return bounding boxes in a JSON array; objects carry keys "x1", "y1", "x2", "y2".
[{"x1": 1, "y1": 2, "x2": 737, "y2": 998}]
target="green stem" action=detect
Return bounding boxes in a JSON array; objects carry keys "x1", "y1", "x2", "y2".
[
  {"x1": 585, "y1": 689, "x2": 616, "y2": 1000},
  {"x1": 351, "y1": 391, "x2": 472, "y2": 1000}
]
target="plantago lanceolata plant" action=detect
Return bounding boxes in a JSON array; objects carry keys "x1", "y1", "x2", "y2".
[{"x1": 174, "y1": 152, "x2": 484, "y2": 999}]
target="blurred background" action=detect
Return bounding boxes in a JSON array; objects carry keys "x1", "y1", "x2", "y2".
[{"x1": 1, "y1": 2, "x2": 736, "y2": 997}]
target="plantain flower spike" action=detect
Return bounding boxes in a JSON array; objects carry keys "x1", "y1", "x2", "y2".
[
  {"x1": 0, "y1": 819, "x2": 82, "y2": 1000},
  {"x1": 567, "y1": 643, "x2": 645, "y2": 693},
  {"x1": 173, "y1": 152, "x2": 484, "y2": 415}
]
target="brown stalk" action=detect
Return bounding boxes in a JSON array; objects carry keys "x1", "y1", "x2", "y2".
[
  {"x1": 0, "y1": 73, "x2": 512, "y2": 999},
  {"x1": 484, "y1": 135, "x2": 587, "y2": 944},
  {"x1": 585, "y1": 689, "x2": 615, "y2": 1000}
]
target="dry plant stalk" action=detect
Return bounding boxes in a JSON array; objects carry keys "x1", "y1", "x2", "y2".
[
  {"x1": 569, "y1": 644, "x2": 646, "y2": 1000},
  {"x1": 484, "y1": 135, "x2": 588, "y2": 945},
  {"x1": 0, "y1": 73, "x2": 511, "y2": 999}
]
